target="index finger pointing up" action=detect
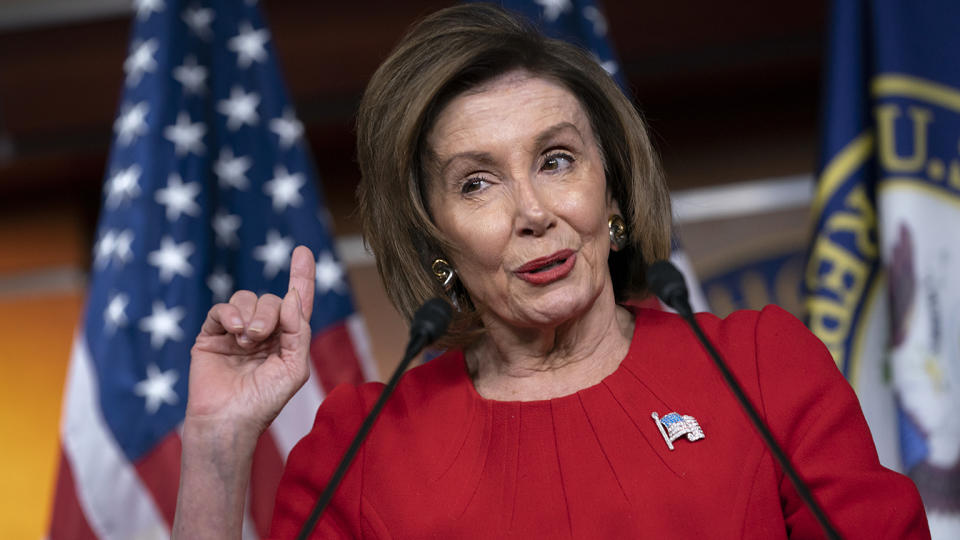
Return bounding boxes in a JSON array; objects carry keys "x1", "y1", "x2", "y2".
[{"x1": 288, "y1": 245, "x2": 315, "y2": 321}]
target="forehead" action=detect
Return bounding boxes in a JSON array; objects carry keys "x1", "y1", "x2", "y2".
[{"x1": 426, "y1": 71, "x2": 593, "y2": 154}]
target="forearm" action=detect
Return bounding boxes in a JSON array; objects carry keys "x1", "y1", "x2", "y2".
[{"x1": 172, "y1": 419, "x2": 259, "y2": 540}]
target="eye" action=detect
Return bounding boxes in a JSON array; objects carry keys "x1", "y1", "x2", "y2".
[
  {"x1": 541, "y1": 152, "x2": 574, "y2": 172},
  {"x1": 460, "y1": 176, "x2": 490, "y2": 194}
]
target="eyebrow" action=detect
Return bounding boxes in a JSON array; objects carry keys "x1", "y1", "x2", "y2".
[
  {"x1": 433, "y1": 150, "x2": 497, "y2": 180},
  {"x1": 533, "y1": 121, "x2": 584, "y2": 150},
  {"x1": 434, "y1": 121, "x2": 585, "y2": 177}
]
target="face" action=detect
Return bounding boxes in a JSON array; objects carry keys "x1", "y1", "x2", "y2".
[{"x1": 425, "y1": 71, "x2": 619, "y2": 330}]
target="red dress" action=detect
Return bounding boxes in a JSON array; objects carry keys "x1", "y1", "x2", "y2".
[{"x1": 270, "y1": 306, "x2": 929, "y2": 538}]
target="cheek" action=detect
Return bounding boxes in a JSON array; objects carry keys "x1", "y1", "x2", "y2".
[
  {"x1": 552, "y1": 184, "x2": 609, "y2": 237},
  {"x1": 440, "y1": 206, "x2": 512, "y2": 272},
  {"x1": 464, "y1": 221, "x2": 510, "y2": 270}
]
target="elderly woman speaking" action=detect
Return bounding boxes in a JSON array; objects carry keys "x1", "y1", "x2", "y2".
[{"x1": 173, "y1": 4, "x2": 928, "y2": 539}]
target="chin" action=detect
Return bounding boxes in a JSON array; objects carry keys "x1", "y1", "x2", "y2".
[{"x1": 513, "y1": 288, "x2": 599, "y2": 327}]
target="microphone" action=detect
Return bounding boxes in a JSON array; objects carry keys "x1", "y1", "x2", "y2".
[
  {"x1": 646, "y1": 260, "x2": 692, "y2": 317},
  {"x1": 645, "y1": 261, "x2": 842, "y2": 540},
  {"x1": 404, "y1": 297, "x2": 454, "y2": 359},
  {"x1": 297, "y1": 298, "x2": 452, "y2": 540}
]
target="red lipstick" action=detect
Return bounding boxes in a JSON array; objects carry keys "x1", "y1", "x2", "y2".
[{"x1": 514, "y1": 249, "x2": 576, "y2": 285}]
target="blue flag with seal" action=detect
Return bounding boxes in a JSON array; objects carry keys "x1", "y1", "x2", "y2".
[{"x1": 806, "y1": 2, "x2": 960, "y2": 536}]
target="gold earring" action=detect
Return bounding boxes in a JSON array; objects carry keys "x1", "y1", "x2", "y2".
[
  {"x1": 609, "y1": 215, "x2": 628, "y2": 251},
  {"x1": 431, "y1": 258, "x2": 456, "y2": 292}
]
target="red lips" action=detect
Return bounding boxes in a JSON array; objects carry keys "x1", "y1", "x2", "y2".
[{"x1": 514, "y1": 249, "x2": 576, "y2": 285}]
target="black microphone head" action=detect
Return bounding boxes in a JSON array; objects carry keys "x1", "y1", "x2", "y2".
[
  {"x1": 646, "y1": 260, "x2": 691, "y2": 315},
  {"x1": 410, "y1": 297, "x2": 453, "y2": 342}
]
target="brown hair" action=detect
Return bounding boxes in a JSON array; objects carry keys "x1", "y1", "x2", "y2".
[{"x1": 356, "y1": 3, "x2": 671, "y2": 347}]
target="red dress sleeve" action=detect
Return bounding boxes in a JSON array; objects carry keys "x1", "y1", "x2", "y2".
[
  {"x1": 754, "y1": 305, "x2": 929, "y2": 539},
  {"x1": 267, "y1": 382, "x2": 384, "y2": 539}
]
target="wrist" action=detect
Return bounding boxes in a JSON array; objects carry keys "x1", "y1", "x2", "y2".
[
  {"x1": 181, "y1": 415, "x2": 261, "y2": 462},
  {"x1": 174, "y1": 420, "x2": 256, "y2": 539}
]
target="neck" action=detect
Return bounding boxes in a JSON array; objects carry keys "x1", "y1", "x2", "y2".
[{"x1": 466, "y1": 292, "x2": 634, "y2": 401}]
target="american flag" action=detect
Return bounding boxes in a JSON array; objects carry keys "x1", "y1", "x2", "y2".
[
  {"x1": 659, "y1": 412, "x2": 705, "y2": 444},
  {"x1": 486, "y1": 0, "x2": 710, "y2": 312},
  {"x1": 48, "y1": 0, "x2": 376, "y2": 538}
]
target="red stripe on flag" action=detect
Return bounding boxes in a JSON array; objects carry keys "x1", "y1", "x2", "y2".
[
  {"x1": 251, "y1": 431, "x2": 285, "y2": 538},
  {"x1": 133, "y1": 431, "x2": 182, "y2": 527},
  {"x1": 48, "y1": 449, "x2": 98, "y2": 540},
  {"x1": 310, "y1": 322, "x2": 365, "y2": 394}
]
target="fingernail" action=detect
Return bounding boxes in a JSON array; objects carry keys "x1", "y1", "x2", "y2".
[
  {"x1": 238, "y1": 335, "x2": 252, "y2": 346},
  {"x1": 230, "y1": 318, "x2": 244, "y2": 330},
  {"x1": 249, "y1": 321, "x2": 264, "y2": 333}
]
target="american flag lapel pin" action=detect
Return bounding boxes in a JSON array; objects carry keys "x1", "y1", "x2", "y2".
[{"x1": 651, "y1": 412, "x2": 705, "y2": 451}]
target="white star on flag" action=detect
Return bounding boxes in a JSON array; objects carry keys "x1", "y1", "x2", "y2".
[
  {"x1": 315, "y1": 251, "x2": 346, "y2": 294},
  {"x1": 139, "y1": 302, "x2": 186, "y2": 350},
  {"x1": 212, "y1": 210, "x2": 241, "y2": 247},
  {"x1": 214, "y1": 147, "x2": 252, "y2": 190},
  {"x1": 264, "y1": 165, "x2": 305, "y2": 212},
  {"x1": 114, "y1": 101, "x2": 150, "y2": 146},
  {"x1": 148, "y1": 236, "x2": 194, "y2": 282},
  {"x1": 173, "y1": 55, "x2": 208, "y2": 95},
  {"x1": 218, "y1": 86, "x2": 261, "y2": 131},
  {"x1": 155, "y1": 173, "x2": 201, "y2": 221},
  {"x1": 269, "y1": 108, "x2": 304, "y2": 149},
  {"x1": 227, "y1": 22, "x2": 269, "y2": 68},
  {"x1": 112, "y1": 229, "x2": 134, "y2": 266},
  {"x1": 164, "y1": 111, "x2": 206, "y2": 156},
  {"x1": 253, "y1": 230, "x2": 293, "y2": 279},
  {"x1": 94, "y1": 230, "x2": 118, "y2": 268},
  {"x1": 105, "y1": 164, "x2": 142, "y2": 208},
  {"x1": 535, "y1": 0, "x2": 572, "y2": 22},
  {"x1": 104, "y1": 292, "x2": 130, "y2": 332},
  {"x1": 182, "y1": 5, "x2": 214, "y2": 39},
  {"x1": 582, "y1": 6, "x2": 607, "y2": 36},
  {"x1": 95, "y1": 229, "x2": 135, "y2": 268},
  {"x1": 133, "y1": 0, "x2": 165, "y2": 21},
  {"x1": 207, "y1": 269, "x2": 234, "y2": 303},
  {"x1": 124, "y1": 38, "x2": 158, "y2": 87},
  {"x1": 133, "y1": 363, "x2": 179, "y2": 414}
]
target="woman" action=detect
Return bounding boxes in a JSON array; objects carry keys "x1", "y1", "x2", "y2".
[{"x1": 174, "y1": 4, "x2": 929, "y2": 538}]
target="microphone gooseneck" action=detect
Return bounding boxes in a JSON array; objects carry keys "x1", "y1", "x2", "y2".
[
  {"x1": 297, "y1": 298, "x2": 452, "y2": 540},
  {"x1": 646, "y1": 261, "x2": 842, "y2": 540}
]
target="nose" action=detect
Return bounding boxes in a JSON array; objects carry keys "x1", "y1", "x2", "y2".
[{"x1": 513, "y1": 176, "x2": 555, "y2": 237}]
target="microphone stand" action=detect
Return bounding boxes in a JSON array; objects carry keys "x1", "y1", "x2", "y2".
[
  {"x1": 296, "y1": 299, "x2": 451, "y2": 540},
  {"x1": 647, "y1": 261, "x2": 842, "y2": 540}
]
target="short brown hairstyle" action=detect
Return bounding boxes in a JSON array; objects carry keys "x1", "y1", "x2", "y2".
[{"x1": 356, "y1": 3, "x2": 671, "y2": 347}]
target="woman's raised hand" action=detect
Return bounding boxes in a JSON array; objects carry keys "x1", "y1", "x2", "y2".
[{"x1": 185, "y1": 245, "x2": 316, "y2": 438}]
